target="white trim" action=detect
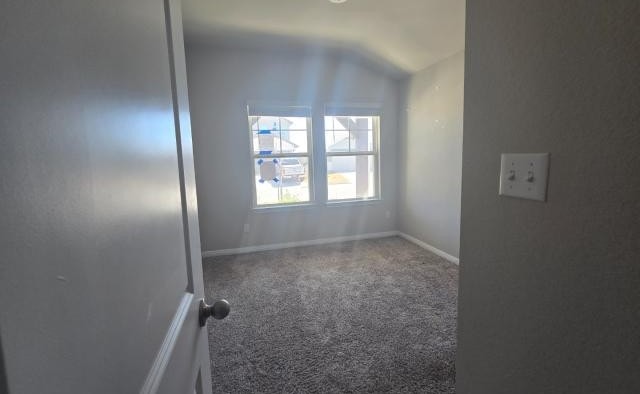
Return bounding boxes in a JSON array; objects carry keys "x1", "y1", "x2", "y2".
[
  {"x1": 397, "y1": 232, "x2": 460, "y2": 265},
  {"x1": 325, "y1": 151, "x2": 376, "y2": 157},
  {"x1": 202, "y1": 231, "x2": 399, "y2": 258},
  {"x1": 325, "y1": 198, "x2": 382, "y2": 207},
  {"x1": 140, "y1": 292, "x2": 193, "y2": 394}
]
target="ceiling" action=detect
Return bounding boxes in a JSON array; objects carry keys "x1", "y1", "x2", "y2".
[{"x1": 181, "y1": 0, "x2": 465, "y2": 74}]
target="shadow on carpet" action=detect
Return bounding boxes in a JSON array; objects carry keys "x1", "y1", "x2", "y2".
[{"x1": 203, "y1": 236, "x2": 458, "y2": 393}]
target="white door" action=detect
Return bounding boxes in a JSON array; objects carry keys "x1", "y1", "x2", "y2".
[{"x1": 0, "y1": 1, "x2": 220, "y2": 393}]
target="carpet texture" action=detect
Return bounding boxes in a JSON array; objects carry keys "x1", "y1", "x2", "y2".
[{"x1": 203, "y1": 236, "x2": 458, "y2": 393}]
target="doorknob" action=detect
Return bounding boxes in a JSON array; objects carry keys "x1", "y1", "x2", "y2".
[{"x1": 199, "y1": 299, "x2": 230, "y2": 327}]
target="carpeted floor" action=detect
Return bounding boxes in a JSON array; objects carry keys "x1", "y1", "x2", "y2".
[{"x1": 203, "y1": 236, "x2": 458, "y2": 393}]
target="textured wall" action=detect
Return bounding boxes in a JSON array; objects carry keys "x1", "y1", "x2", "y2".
[
  {"x1": 186, "y1": 46, "x2": 401, "y2": 251},
  {"x1": 398, "y1": 52, "x2": 464, "y2": 258},
  {"x1": 457, "y1": 1, "x2": 640, "y2": 393}
]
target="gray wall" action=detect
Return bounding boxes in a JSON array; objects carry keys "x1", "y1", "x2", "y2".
[
  {"x1": 398, "y1": 52, "x2": 464, "y2": 258},
  {"x1": 457, "y1": 1, "x2": 640, "y2": 393},
  {"x1": 185, "y1": 45, "x2": 401, "y2": 251}
]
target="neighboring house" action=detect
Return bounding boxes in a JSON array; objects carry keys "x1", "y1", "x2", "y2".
[
  {"x1": 252, "y1": 134, "x2": 298, "y2": 154},
  {"x1": 250, "y1": 116, "x2": 300, "y2": 153}
]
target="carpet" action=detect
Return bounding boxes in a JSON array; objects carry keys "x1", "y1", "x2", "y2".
[{"x1": 203, "y1": 236, "x2": 458, "y2": 393}]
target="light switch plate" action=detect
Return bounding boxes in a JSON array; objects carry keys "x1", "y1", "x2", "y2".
[{"x1": 499, "y1": 153, "x2": 549, "y2": 201}]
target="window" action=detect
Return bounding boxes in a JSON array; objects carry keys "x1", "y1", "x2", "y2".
[
  {"x1": 324, "y1": 114, "x2": 380, "y2": 201},
  {"x1": 248, "y1": 105, "x2": 313, "y2": 207}
]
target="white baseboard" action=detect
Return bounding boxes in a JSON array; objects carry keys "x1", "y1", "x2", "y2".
[
  {"x1": 202, "y1": 231, "x2": 460, "y2": 265},
  {"x1": 202, "y1": 231, "x2": 399, "y2": 258},
  {"x1": 397, "y1": 232, "x2": 460, "y2": 265}
]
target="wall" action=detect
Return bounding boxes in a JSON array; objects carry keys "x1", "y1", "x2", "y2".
[
  {"x1": 185, "y1": 45, "x2": 401, "y2": 251},
  {"x1": 458, "y1": 1, "x2": 640, "y2": 393},
  {"x1": 398, "y1": 52, "x2": 464, "y2": 258}
]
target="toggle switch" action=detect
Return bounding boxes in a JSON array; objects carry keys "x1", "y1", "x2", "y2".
[
  {"x1": 499, "y1": 153, "x2": 549, "y2": 201},
  {"x1": 526, "y1": 171, "x2": 534, "y2": 182}
]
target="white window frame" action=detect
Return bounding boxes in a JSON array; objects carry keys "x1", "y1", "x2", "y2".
[
  {"x1": 247, "y1": 103, "x2": 315, "y2": 208},
  {"x1": 324, "y1": 105, "x2": 382, "y2": 203}
]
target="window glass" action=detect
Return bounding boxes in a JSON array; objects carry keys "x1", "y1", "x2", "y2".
[
  {"x1": 248, "y1": 110, "x2": 312, "y2": 207},
  {"x1": 325, "y1": 115, "x2": 379, "y2": 201}
]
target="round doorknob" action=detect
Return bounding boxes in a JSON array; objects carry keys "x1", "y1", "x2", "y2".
[{"x1": 199, "y1": 299, "x2": 230, "y2": 327}]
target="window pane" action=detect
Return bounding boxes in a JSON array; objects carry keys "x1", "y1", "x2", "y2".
[
  {"x1": 256, "y1": 116, "x2": 280, "y2": 133},
  {"x1": 324, "y1": 115, "x2": 375, "y2": 152},
  {"x1": 327, "y1": 155, "x2": 376, "y2": 200},
  {"x1": 252, "y1": 116, "x2": 279, "y2": 154},
  {"x1": 252, "y1": 116, "x2": 308, "y2": 155},
  {"x1": 254, "y1": 157, "x2": 310, "y2": 205},
  {"x1": 324, "y1": 116, "x2": 350, "y2": 131},
  {"x1": 350, "y1": 129, "x2": 374, "y2": 152},
  {"x1": 283, "y1": 129, "x2": 308, "y2": 154},
  {"x1": 325, "y1": 130, "x2": 350, "y2": 152},
  {"x1": 350, "y1": 116, "x2": 373, "y2": 130}
]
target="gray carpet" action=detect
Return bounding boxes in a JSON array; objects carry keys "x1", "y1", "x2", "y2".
[{"x1": 203, "y1": 236, "x2": 458, "y2": 393}]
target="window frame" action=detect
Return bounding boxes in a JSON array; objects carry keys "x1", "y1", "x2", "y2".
[
  {"x1": 247, "y1": 105, "x2": 315, "y2": 209},
  {"x1": 324, "y1": 114, "x2": 382, "y2": 203}
]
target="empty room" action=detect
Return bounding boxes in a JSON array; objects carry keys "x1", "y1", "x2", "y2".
[
  {"x1": 185, "y1": 0, "x2": 464, "y2": 392},
  {"x1": 1, "y1": 1, "x2": 639, "y2": 394}
]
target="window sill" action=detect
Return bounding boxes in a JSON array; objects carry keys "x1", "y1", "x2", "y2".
[
  {"x1": 325, "y1": 198, "x2": 382, "y2": 207},
  {"x1": 250, "y1": 198, "x2": 383, "y2": 212},
  {"x1": 251, "y1": 202, "x2": 317, "y2": 212}
]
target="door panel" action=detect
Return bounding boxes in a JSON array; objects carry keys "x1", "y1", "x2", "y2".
[
  {"x1": 154, "y1": 0, "x2": 213, "y2": 392},
  {"x1": 0, "y1": 1, "x2": 211, "y2": 393}
]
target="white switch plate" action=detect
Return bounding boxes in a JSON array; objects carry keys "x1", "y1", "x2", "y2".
[{"x1": 499, "y1": 153, "x2": 549, "y2": 201}]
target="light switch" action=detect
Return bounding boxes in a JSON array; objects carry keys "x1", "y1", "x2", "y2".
[{"x1": 499, "y1": 153, "x2": 549, "y2": 201}]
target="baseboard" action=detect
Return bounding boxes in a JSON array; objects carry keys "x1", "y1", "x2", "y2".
[
  {"x1": 202, "y1": 231, "x2": 460, "y2": 265},
  {"x1": 397, "y1": 232, "x2": 460, "y2": 265},
  {"x1": 202, "y1": 231, "x2": 400, "y2": 258}
]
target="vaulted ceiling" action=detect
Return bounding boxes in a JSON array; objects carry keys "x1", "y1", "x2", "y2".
[{"x1": 182, "y1": 0, "x2": 465, "y2": 74}]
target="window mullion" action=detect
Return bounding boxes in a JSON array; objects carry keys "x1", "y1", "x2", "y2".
[
  {"x1": 253, "y1": 152, "x2": 310, "y2": 159},
  {"x1": 325, "y1": 151, "x2": 376, "y2": 157}
]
